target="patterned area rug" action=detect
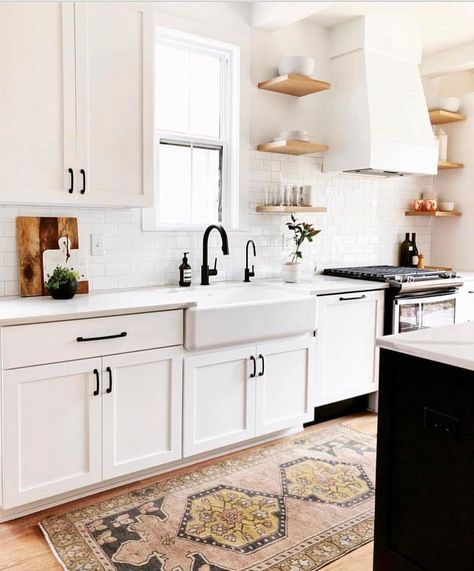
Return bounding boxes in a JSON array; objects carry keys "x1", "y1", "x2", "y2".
[{"x1": 40, "y1": 424, "x2": 376, "y2": 571}]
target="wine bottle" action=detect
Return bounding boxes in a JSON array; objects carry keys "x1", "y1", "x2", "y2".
[
  {"x1": 410, "y1": 233, "x2": 419, "y2": 268},
  {"x1": 400, "y1": 233, "x2": 412, "y2": 266}
]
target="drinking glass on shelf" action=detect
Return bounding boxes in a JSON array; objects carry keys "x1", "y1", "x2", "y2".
[
  {"x1": 275, "y1": 185, "x2": 283, "y2": 206},
  {"x1": 263, "y1": 185, "x2": 272, "y2": 206},
  {"x1": 284, "y1": 185, "x2": 292, "y2": 206},
  {"x1": 291, "y1": 186, "x2": 300, "y2": 206}
]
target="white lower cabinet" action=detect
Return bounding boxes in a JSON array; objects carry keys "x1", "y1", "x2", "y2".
[
  {"x1": 3, "y1": 359, "x2": 103, "y2": 509},
  {"x1": 183, "y1": 346, "x2": 256, "y2": 457},
  {"x1": 315, "y1": 290, "x2": 384, "y2": 407},
  {"x1": 3, "y1": 347, "x2": 182, "y2": 509},
  {"x1": 456, "y1": 284, "x2": 474, "y2": 323},
  {"x1": 183, "y1": 337, "x2": 315, "y2": 457},
  {"x1": 255, "y1": 337, "x2": 315, "y2": 436},
  {"x1": 102, "y1": 347, "x2": 182, "y2": 480}
]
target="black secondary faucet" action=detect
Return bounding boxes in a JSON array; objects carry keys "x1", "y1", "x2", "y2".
[
  {"x1": 244, "y1": 240, "x2": 256, "y2": 282},
  {"x1": 200, "y1": 224, "x2": 230, "y2": 285}
]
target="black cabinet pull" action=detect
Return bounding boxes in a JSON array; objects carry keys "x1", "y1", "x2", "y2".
[
  {"x1": 250, "y1": 355, "x2": 256, "y2": 378},
  {"x1": 77, "y1": 332, "x2": 127, "y2": 342},
  {"x1": 339, "y1": 294, "x2": 367, "y2": 302},
  {"x1": 106, "y1": 366, "x2": 113, "y2": 393},
  {"x1": 93, "y1": 369, "x2": 100, "y2": 396},
  {"x1": 68, "y1": 168, "x2": 74, "y2": 194},
  {"x1": 258, "y1": 354, "x2": 265, "y2": 376},
  {"x1": 80, "y1": 168, "x2": 86, "y2": 194}
]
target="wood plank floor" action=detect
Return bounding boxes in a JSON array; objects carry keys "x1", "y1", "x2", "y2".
[{"x1": 0, "y1": 412, "x2": 377, "y2": 570}]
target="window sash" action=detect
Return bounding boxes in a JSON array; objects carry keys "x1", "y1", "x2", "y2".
[
  {"x1": 158, "y1": 139, "x2": 223, "y2": 223},
  {"x1": 146, "y1": 27, "x2": 239, "y2": 231},
  {"x1": 155, "y1": 39, "x2": 229, "y2": 142}
]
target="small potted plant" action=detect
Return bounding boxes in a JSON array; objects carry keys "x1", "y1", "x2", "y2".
[
  {"x1": 282, "y1": 215, "x2": 321, "y2": 283},
  {"x1": 45, "y1": 266, "x2": 80, "y2": 300}
]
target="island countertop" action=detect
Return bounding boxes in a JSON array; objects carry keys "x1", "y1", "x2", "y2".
[{"x1": 377, "y1": 321, "x2": 474, "y2": 372}]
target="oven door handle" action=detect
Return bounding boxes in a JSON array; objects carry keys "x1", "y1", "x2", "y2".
[{"x1": 394, "y1": 292, "x2": 459, "y2": 304}]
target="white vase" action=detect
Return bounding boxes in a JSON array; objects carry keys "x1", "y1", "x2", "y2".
[{"x1": 281, "y1": 262, "x2": 302, "y2": 283}]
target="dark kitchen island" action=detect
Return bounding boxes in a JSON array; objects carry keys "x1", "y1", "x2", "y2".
[{"x1": 373, "y1": 322, "x2": 474, "y2": 571}]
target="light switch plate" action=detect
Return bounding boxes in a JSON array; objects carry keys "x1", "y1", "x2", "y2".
[{"x1": 91, "y1": 233, "x2": 105, "y2": 256}]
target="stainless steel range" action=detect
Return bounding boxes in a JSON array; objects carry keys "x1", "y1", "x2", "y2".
[{"x1": 323, "y1": 265, "x2": 464, "y2": 334}]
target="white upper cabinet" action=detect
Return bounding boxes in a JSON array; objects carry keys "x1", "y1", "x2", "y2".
[
  {"x1": 0, "y1": 3, "x2": 76, "y2": 204},
  {"x1": 0, "y1": 2, "x2": 153, "y2": 207},
  {"x1": 315, "y1": 290, "x2": 385, "y2": 407},
  {"x1": 75, "y1": 3, "x2": 153, "y2": 206}
]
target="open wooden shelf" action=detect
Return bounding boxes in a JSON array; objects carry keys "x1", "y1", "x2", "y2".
[
  {"x1": 405, "y1": 210, "x2": 461, "y2": 217},
  {"x1": 258, "y1": 74, "x2": 330, "y2": 97},
  {"x1": 429, "y1": 109, "x2": 466, "y2": 125},
  {"x1": 257, "y1": 140, "x2": 328, "y2": 156},
  {"x1": 256, "y1": 205, "x2": 327, "y2": 214},
  {"x1": 438, "y1": 160, "x2": 464, "y2": 170}
]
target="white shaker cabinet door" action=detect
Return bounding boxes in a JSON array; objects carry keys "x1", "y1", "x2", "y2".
[
  {"x1": 255, "y1": 336, "x2": 316, "y2": 436},
  {"x1": 315, "y1": 290, "x2": 385, "y2": 407},
  {"x1": 0, "y1": 2, "x2": 77, "y2": 205},
  {"x1": 102, "y1": 347, "x2": 183, "y2": 480},
  {"x1": 183, "y1": 347, "x2": 256, "y2": 457},
  {"x1": 3, "y1": 358, "x2": 102, "y2": 509},
  {"x1": 74, "y1": 2, "x2": 153, "y2": 207},
  {"x1": 455, "y1": 285, "x2": 474, "y2": 323}
]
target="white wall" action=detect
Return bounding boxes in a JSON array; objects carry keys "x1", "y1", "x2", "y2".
[{"x1": 0, "y1": 1, "x2": 435, "y2": 296}]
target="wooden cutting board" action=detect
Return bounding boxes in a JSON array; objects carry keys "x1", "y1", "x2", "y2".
[{"x1": 16, "y1": 217, "x2": 89, "y2": 297}]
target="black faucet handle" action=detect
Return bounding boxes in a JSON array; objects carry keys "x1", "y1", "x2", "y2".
[
  {"x1": 209, "y1": 258, "x2": 218, "y2": 277},
  {"x1": 251, "y1": 264, "x2": 255, "y2": 276}
]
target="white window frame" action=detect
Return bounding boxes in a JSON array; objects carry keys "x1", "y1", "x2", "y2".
[{"x1": 143, "y1": 26, "x2": 240, "y2": 232}]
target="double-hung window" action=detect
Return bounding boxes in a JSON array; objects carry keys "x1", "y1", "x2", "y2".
[{"x1": 145, "y1": 27, "x2": 239, "y2": 230}]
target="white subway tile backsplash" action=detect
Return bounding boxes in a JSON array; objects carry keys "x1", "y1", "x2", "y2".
[{"x1": 0, "y1": 152, "x2": 434, "y2": 296}]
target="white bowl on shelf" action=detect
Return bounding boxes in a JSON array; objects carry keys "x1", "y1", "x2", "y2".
[
  {"x1": 428, "y1": 96, "x2": 461, "y2": 113},
  {"x1": 438, "y1": 201, "x2": 455, "y2": 212},
  {"x1": 278, "y1": 56, "x2": 315, "y2": 77},
  {"x1": 278, "y1": 130, "x2": 309, "y2": 142}
]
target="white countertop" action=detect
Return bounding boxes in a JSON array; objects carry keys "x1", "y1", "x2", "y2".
[
  {"x1": 265, "y1": 275, "x2": 388, "y2": 295},
  {"x1": 458, "y1": 270, "x2": 474, "y2": 282},
  {"x1": 0, "y1": 276, "x2": 387, "y2": 327},
  {"x1": 377, "y1": 322, "x2": 474, "y2": 372},
  {"x1": 0, "y1": 287, "x2": 198, "y2": 326}
]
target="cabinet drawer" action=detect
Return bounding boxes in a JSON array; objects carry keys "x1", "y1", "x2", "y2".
[{"x1": 2, "y1": 311, "x2": 183, "y2": 369}]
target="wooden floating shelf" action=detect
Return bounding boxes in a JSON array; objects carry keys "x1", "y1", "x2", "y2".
[
  {"x1": 405, "y1": 210, "x2": 461, "y2": 217},
  {"x1": 258, "y1": 74, "x2": 330, "y2": 97},
  {"x1": 256, "y1": 206, "x2": 327, "y2": 214},
  {"x1": 438, "y1": 160, "x2": 464, "y2": 170},
  {"x1": 257, "y1": 140, "x2": 328, "y2": 156},
  {"x1": 429, "y1": 109, "x2": 466, "y2": 125}
]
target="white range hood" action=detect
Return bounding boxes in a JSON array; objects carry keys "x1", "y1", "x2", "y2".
[{"x1": 323, "y1": 15, "x2": 438, "y2": 177}]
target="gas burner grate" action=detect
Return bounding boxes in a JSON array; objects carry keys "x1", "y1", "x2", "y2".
[{"x1": 323, "y1": 265, "x2": 456, "y2": 282}]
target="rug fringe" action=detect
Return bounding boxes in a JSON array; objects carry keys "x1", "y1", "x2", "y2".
[{"x1": 38, "y1": 522, "x2": 69, "y2": 571}]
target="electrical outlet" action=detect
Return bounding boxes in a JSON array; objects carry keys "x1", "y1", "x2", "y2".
[{"x1": 91, "y1": 233, "x2": 105, "y2": 256}]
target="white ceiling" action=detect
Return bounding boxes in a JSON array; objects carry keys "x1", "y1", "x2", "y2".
[{"x1": 304, "y1": 2, "x2": 474, "y2": 55}]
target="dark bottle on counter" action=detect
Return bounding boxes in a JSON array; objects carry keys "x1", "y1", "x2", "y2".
[
  {"x1": 179, "y1": 252, "x2": 192, "y2": 287},
  {"x1": 400, "y1": 233, "x2": 413, "y2": 266},
  {"x1": 410, "y1": 233, "x2": 419, "y2": 267}
]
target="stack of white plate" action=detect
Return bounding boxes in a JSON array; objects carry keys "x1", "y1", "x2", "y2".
[{"x1": 274, "y1": 130, "x2": 309, "y2": 142}]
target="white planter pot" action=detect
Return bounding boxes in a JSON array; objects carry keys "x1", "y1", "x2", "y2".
[{"x1": 282, "y1": 262, "x2": 302, "y2": 283}]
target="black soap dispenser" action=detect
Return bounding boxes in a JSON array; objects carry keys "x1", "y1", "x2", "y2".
[{"x1": 179, "y1": 252, "x2": 192, "y2": 287}]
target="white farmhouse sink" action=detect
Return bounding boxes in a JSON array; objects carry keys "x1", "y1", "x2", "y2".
[{"x1": 184, "y1": 284, "x2": 316, "y2": 350}]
